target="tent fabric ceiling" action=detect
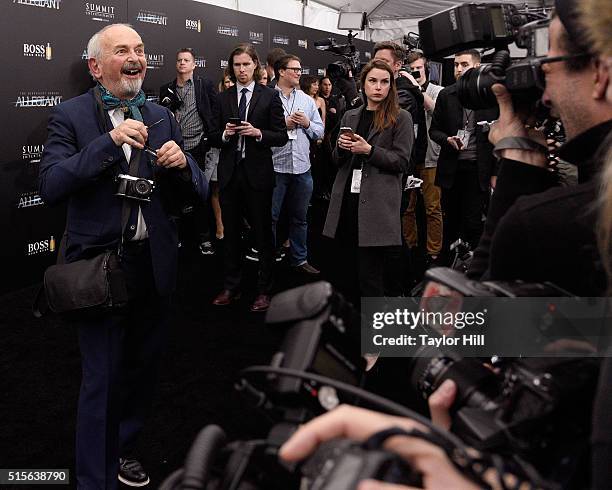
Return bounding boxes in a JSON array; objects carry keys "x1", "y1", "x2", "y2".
[{"x1": 314, "y1": 0, "x2": 549, "y2": 21}]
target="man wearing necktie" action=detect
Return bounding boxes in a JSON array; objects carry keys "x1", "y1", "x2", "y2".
[
  {"x1": 209, "y1": 43, "x2": 288, "y2": 312},
  {"x1": 39, "y1": 24, "x2": 207, "y2": 489}
]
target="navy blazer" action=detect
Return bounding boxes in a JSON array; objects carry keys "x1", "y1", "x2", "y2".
[
  {"x1": 208, "y1": 83, "x2": 288, "y2": 191},
  {"x1": 39, "y1": 88, "x2": 208, "y2": 296}
]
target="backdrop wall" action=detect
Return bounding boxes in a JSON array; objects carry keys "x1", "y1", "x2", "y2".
[{"x1": 0, "y1": 0, "x2": 373, "y2": 295}]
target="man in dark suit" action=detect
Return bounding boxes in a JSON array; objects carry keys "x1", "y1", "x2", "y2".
[
  {"x1": 39, "y1": 24, "x2": 207, "y2": 489},
  {"x1": 159, "y1": 48, "x2": 218, "y2": 254},
  {"x1": 429, "y1": 49, "x2": 498, "y2": 254},
  {"x1": 209, "y1": 43, "x2": 288, "y2": 312}
]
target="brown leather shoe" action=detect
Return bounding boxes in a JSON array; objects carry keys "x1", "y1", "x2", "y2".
[
  {"x1": 250, "y1": 294, "x2": 271, "y2": 312},
  {"x1": 212, "y1": 289, "x2": 240, "y2": 306},
  {"x1": 294, "y1": 262, "x2": 320, "y2": 274}
]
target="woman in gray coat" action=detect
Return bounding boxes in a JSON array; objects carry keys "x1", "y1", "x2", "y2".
[{"x1": 323, "y1": 59, "x2": 414, "y2": 299}]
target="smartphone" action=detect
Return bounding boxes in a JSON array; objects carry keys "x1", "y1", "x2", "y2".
[
  {"x1": 340, "y1": 126, "x2": 357, "y2": 141},
  {"x1": 228, "y1": 117, "x2": 242, "y2": 126}
]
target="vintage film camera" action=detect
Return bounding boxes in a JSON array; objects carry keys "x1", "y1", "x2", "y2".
[{"x1": 115, "y1": 174, "x2": 155, "y2": 202}]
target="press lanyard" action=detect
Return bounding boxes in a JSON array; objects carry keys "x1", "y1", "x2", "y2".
[{"x1": 280, "y1": 89, "x2": 297, "y2": 117}]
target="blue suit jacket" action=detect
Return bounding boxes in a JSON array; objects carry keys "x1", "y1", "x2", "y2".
[{"x1": 39, "y1": 88, "x2": 208, "y2": 296}]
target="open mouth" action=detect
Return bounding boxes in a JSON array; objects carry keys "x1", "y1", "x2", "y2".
[{"x1": 122, "y1": 66, "x2": 142, "y2": 76}]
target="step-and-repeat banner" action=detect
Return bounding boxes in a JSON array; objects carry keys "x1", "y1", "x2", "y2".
[{"x1": 0, "y1": 0, "x2": 373, "y2": 294}]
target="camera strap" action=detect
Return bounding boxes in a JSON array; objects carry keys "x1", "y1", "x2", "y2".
[{"x1": 93, "y1": 87, "x2": 142, "y2": 257}]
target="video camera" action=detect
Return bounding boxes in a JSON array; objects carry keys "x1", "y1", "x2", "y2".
[
  {"x1": 315, "y1": 33, "x2": 361, "y2": 78},
  {"x1": 418, "y1": 3, "x2": 553, "y2": 110}
]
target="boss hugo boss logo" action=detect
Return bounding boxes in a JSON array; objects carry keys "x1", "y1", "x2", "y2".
[
  {"x1": 15, "y1": 91, "x2": 62, "y2": 108},
  {"x1": 298, "y1": 39, "x2": 308, "y2": 49},
  {"x1": 23, "y1": 42, "x2": 52, "y2": 60},
  {"x1": 185, "y1": 19, "x2": 201, "y2": 32},
  {"x1": 26, "y1": 235, "x2": 55, "y2": 255},
  {"x1": 136, "y1": 10, "x2": 167, "y2": 26},
  {"x1": 217, "y1": 25, "x2": 239, "y2": 37},
  {"x1": 220, "y1": 59, "x2": 228, "y2": 69},
  {"x1": 85, "y1": 2, "x2": 116, "y2": 22},
  {"x1": 302, "y1": 67, "x2": 311, "y2": 75},
  {"x1": 13, "y1": 0, "x2": 61, "y2": 9},
  {"x1": 317, "y1": 68, "x2": 325, "y2": 76}
]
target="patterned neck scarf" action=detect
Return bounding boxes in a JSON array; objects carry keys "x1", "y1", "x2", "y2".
[{"x1": 97, "y1": 83, "x2": 146, "y2": 122}]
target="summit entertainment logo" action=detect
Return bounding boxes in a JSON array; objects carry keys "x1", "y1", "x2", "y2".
[
  {"x1": 136, "y1": 10, "x2": 167, "y2": 26},
  {"x1": 195, "y1": 57, "x2": 206, "y2": 68},
  {"x1": 23, "y1": 42, "x2": 52, "y2": 60},
  {"x1": 15, "y1": 91, "x2": 62, "y2": 108},
  {"x1": 13, "y1": 0, "x2": 61, "y2": 9},
  {"x1": 85, "y1": 2, "x2": 116, "y2": 22},
  {"x1": 249, "y1": 31, "x2": 264, "y2": 45},
  {"x1": 23, "y1": 144, "x2": 44, "y2": 163},
  {"x1": 145, "y1": 53, "x2": 164, "y2": 69}
]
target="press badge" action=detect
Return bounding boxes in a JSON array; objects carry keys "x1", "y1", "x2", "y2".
[
  {"x1": 456, "y1": 129, "x2": 471, "y2": 148},
  {"x1": 350, "y1": 169, "x2": 362, "y2": 193},
  {"x1": 287, "y1": 128, "x2": 298, "y2": 140}
]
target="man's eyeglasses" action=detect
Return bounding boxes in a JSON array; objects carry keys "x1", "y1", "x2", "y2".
[{"x1": 284, "y1": 67, "x2": 302, "y2": 74}]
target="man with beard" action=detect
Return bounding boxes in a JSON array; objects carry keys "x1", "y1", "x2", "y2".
[{"x1": 39, "y1": 24, "x2": 207, "y2": 489}]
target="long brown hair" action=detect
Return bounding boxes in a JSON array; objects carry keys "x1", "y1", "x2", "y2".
[
  {"x1": 359, "y1": 59, "x2": 399, "y2": 133},
  {"x1": 227, "y1": 43, "x2": 261, "y2": 83}
]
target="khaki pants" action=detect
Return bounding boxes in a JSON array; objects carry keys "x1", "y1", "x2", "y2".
[{"x1": 402, "y1": 165, "x2": 443, "y2": 256}]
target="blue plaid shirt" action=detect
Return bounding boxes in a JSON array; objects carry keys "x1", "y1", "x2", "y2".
[{"x1": 272, "y1": 88, "x2": 324, "y2": 174}]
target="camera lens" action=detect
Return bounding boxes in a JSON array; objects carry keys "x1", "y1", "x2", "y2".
[
  {"x1": 457, "y1": 66, "x2": 499, "y2": 110},
  {"x1": 134, "y1": 179, "x2": 152, "y2": 196}
]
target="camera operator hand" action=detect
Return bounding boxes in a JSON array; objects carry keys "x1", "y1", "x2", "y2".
[
  {"x1": 427, "y1": 380, "x2": 457, "y2": 430},
  {"x1": 109, "y1": 119, "x2": 148, "y2": 149},
  {"x1": 488, "y1": 84, "x2": 547, "y2": 167},
  {"x1": 279, "y1": 405, "x2": 480, "y2": 490},
  {"x1": 398, "y1": 70, "x2": 420, "y2": 87},
  {"x1": 156, "y1": 140, "x2": 187, "y2": 169}
]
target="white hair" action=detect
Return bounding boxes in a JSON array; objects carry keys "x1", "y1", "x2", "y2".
[{"x1": 87, "y1": 23, "x2": 135, "y2": 80}]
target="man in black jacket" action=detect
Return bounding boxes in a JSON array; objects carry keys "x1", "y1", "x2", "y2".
[
  {"x1": 159, "y1": 48, "x2": 218, "y2": 254},
  {"x1": 209, "y1": 43, "x2": 288, "y2": 312},
  {"x1": 429, "y1": 49, "x2": 498, "y2": 254}
]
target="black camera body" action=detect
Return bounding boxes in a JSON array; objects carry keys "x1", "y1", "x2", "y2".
[
  {"x1": 418, "y1": 3, "x2": 551, "y2": 110},
  {"x1": 115, "y1": 174, "x2": 155, "y2": 202},
  {"x1": 160, "y1": 87, "x2": 184, "y2": 112},
  {"x1": 315, "y1": 33, "x2": 361, "y2": 77}
]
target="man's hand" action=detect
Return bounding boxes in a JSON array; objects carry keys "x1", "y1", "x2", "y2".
[
  {"x1": 224, "y1": 122, "x2": 239, "y2": 137},
  {"x1": 488, "y1": 84, "x2": 547, "y2": 166},
  {"x1": 291, "y1": 110, "x2": 310, "y2": 128},
  {"x1": 447, "y1": 136, "x2": 463, "y2": 151},
  {"x1": 156, "y1": 141, "x2": 187, "y2": 169},
  {"x1": 109, "y1": 119, "x2": 148, "y2": 149},
  {"x1": 236, "y1": 121, "x2": 262, "y2": 139},
  {"x1": 427, "y1": 380, "x2": 457, "y2": 430},
  {"x1": 279, "y1": 405, "x2": 480, "y2": 490},
  {"x1": 285, "y1": 116, "x2": 297, "y2": 130},
  {"x1": 398, "y1": 71, "x2": 419, "y2": 87}
]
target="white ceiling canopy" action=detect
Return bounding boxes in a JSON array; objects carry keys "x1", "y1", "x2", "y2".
[{"x1": 312, "y1": 0, "x2": 553, "y2": 41}]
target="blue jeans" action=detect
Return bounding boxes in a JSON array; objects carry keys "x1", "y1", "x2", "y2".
[{"x1": 271, "y1": 170, "x2": 313, "y2": 266}]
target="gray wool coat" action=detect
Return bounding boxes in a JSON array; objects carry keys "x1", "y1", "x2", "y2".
[{"x1": 323, "y1": 106, "x2": 414, "y2": 247}]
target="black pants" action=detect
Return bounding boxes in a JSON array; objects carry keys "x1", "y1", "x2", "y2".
[
  {"x1": 189, "y1": 145, "x2": 211, "y2": 242},
  {"x1": 75, "y1": 241, "x2": 170, "y2": 490},
  {"x1": 441, "y1": 160, "x2": 485, "y2": 252},
  {"x1": 220, "y1": 163, "x2": 274, "y2": 293}
]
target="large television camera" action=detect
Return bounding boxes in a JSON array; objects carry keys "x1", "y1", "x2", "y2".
[
  {"x1": 418, "y1": 3, "x2": 553, "y2": 111},
  {"x1": 315, "y1": 32, "x2": 361, "y2": 78}
]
